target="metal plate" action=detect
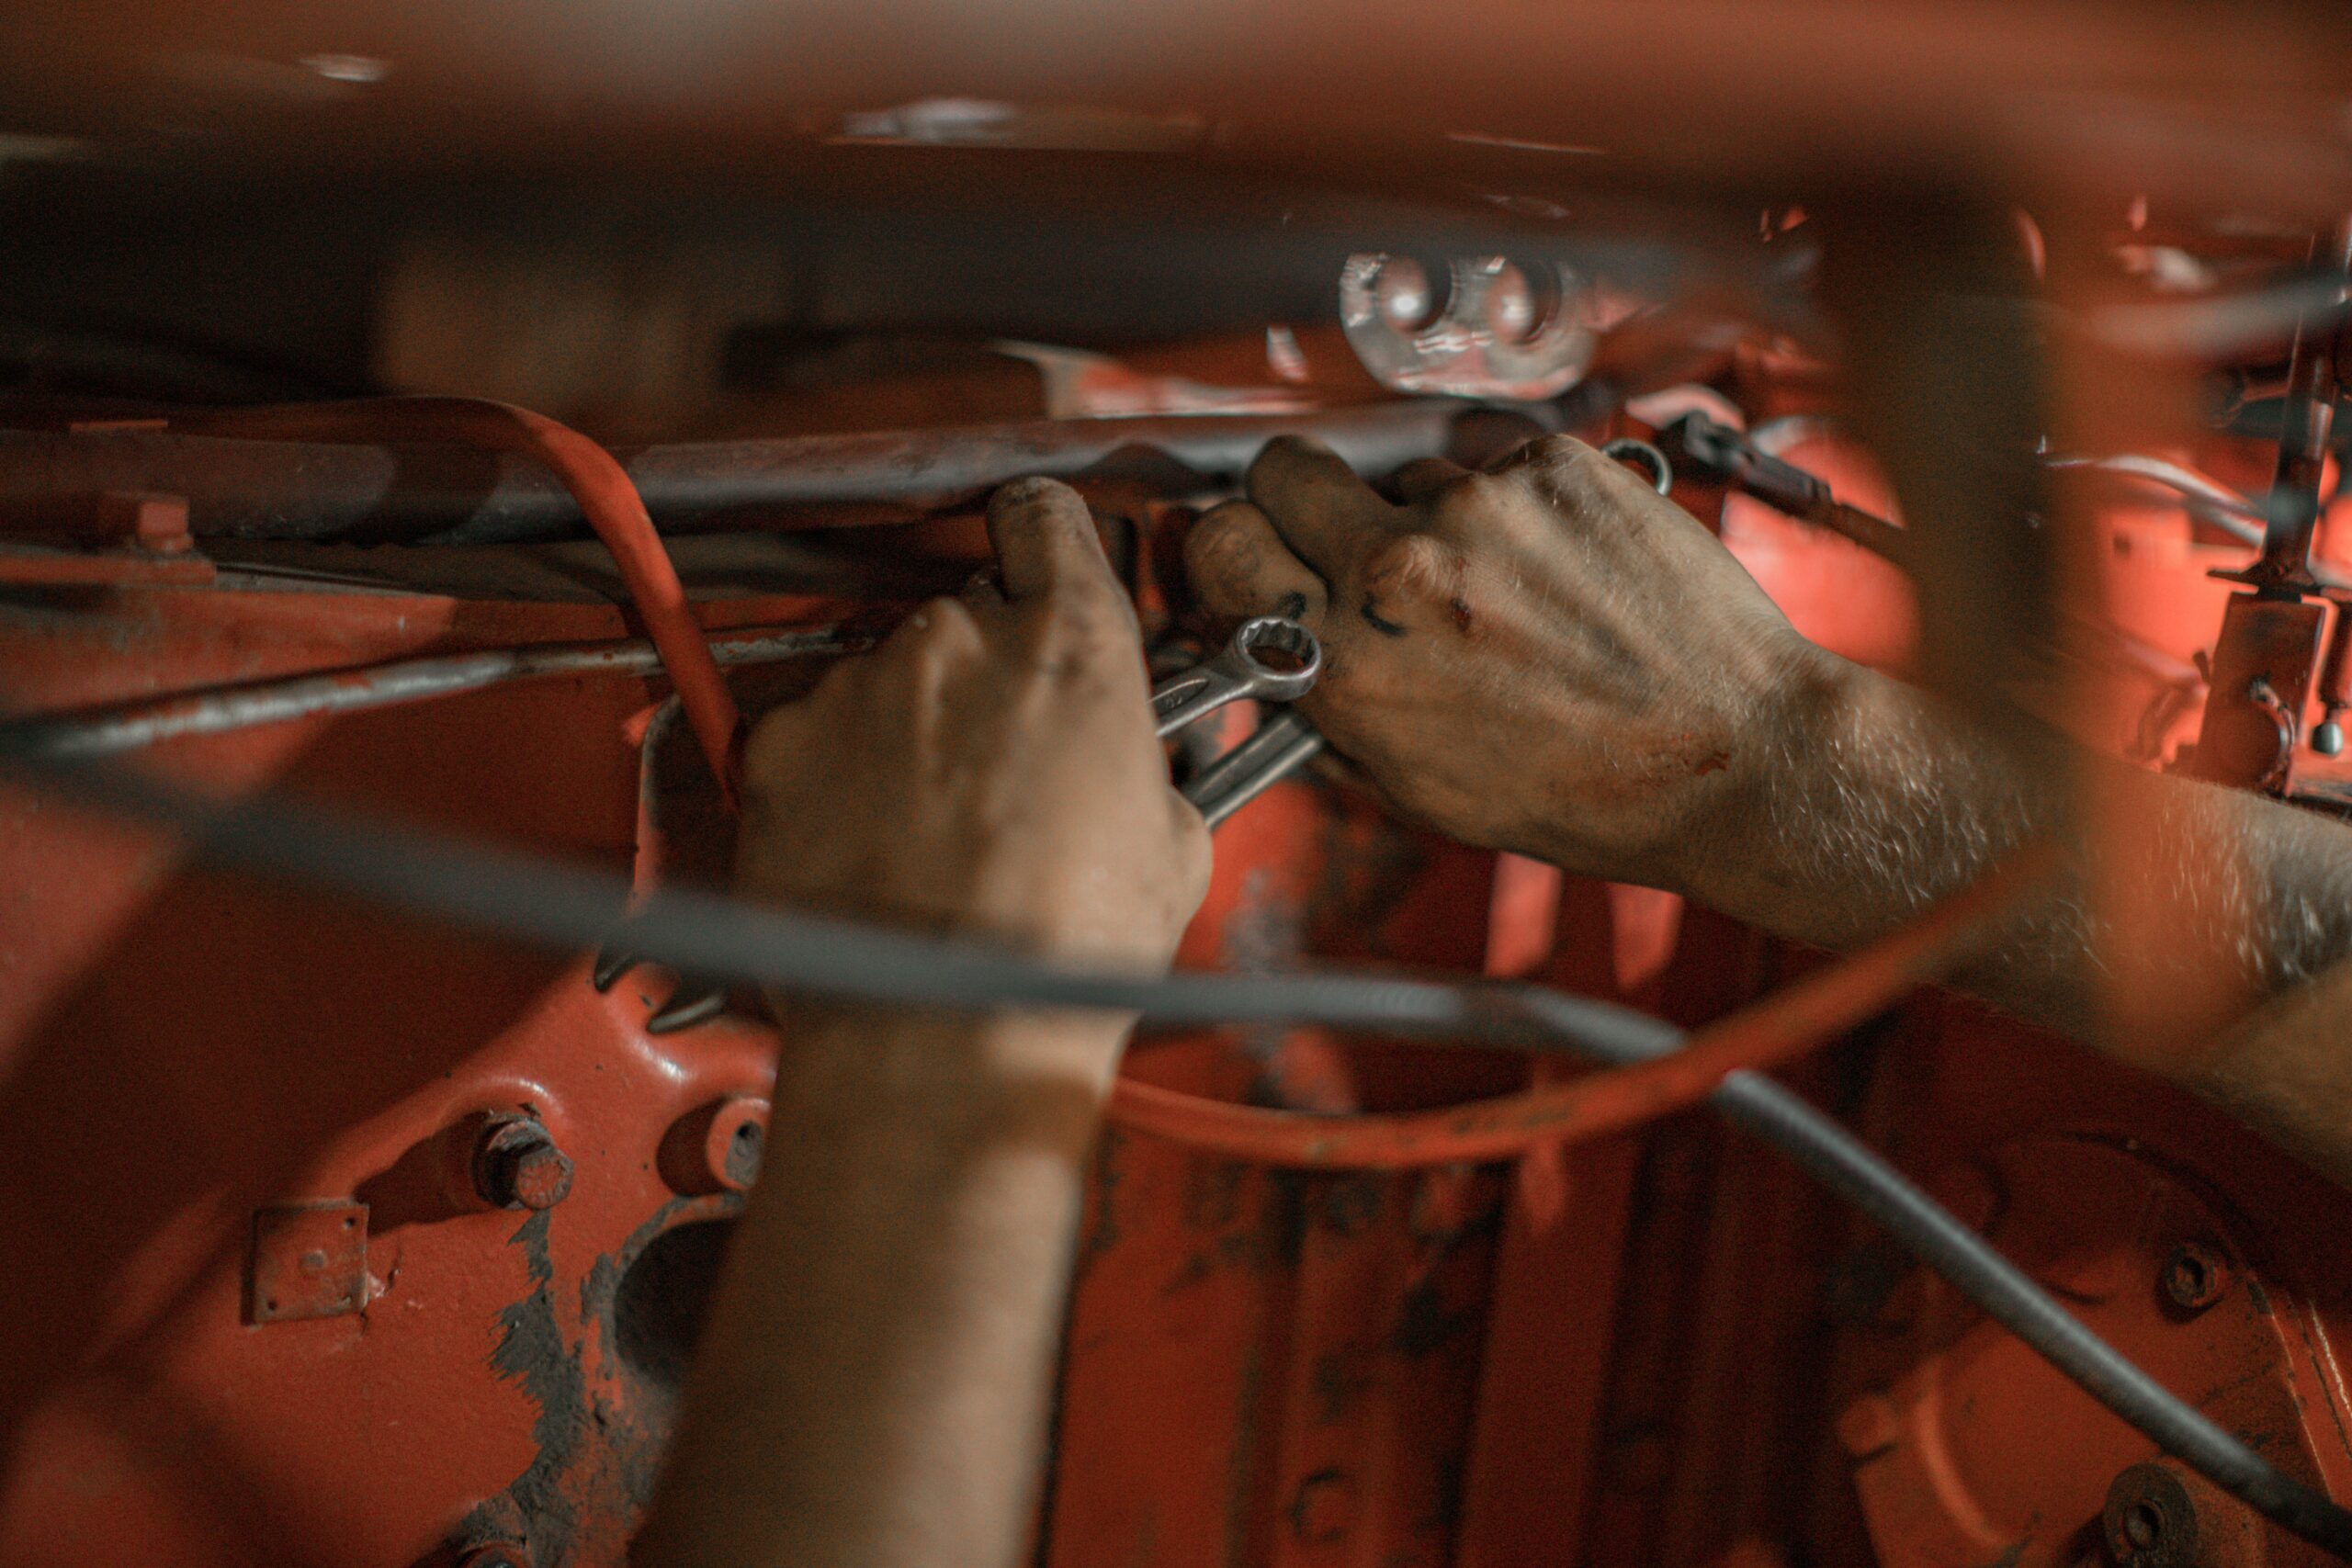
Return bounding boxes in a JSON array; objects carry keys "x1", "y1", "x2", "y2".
[{"x1": 249, "y1": 1201, "x2": 368, "y2": 1324}]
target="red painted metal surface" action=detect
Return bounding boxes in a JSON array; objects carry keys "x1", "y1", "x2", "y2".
[{"x1": 3, "y1": 423, "x2": 2352, "y2": 1568}]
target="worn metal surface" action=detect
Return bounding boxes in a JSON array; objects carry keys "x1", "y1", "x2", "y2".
[
  {"x1": 2189, "y1": 595, "x2": 2329, "y2": 790},
  {"x1": 6, "y1": 336, "x2": 2352, "y2": 1568},
  {"x1": 0, "y1": 405, "x2": 1469, "y2": 546},
  {"x1": 248, "y1": 1201, "x2": 371, "y2": 1324},
  {"x1": 1826, "y1": 1021, "x2": 2352, "y2": 1568}
]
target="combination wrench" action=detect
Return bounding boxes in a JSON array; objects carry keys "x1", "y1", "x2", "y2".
[{"x1": 1151, "y1": 615, "x2": 1327, "y2": 828}]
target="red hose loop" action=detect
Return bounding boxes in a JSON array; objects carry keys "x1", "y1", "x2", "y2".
[
  {"x1": 1106, "y1": 841, "x2": 2058, "y2": 1168},
  {"x1": 168, "y1": 399, "x2": 745, "y2": 809}
]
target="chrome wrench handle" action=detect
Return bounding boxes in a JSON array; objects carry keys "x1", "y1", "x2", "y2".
[{"x1": 1182, "y1": 708, "x2": 1325, "y2": 829}]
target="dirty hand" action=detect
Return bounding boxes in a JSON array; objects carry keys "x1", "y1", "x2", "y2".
[
  {"x1": 1182, "y1": 434, "x2": 1833, "y2": 888},
  {"x1": 738, "y1": 477, "x2": 1211, "y2": 980}
]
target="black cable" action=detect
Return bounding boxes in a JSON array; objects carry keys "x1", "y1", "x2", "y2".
[
  {"x1": 14, "y1": 750, "x2": 2352, "y2": 1559},
  {"x1": 1522, "y1": 990, "x2": 2352, "y2": 1557}
]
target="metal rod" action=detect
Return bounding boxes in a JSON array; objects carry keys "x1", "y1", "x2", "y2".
[
  {"x1": 0, "y1": 403, "x2": 1468, "y2": 547},
  {"x1": 2252, "y1": 217, "x2": 2352, "y2": 586},
  {"x1": 0, "y1": 626, "x2": 858, "y2": 758}
]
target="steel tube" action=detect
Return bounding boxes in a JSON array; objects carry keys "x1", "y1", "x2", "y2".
[
  {"x1": 0, "y1": 626, "x2": 856, "y2": 759},
  {"x1": 0, "y1": 403, "x2": 1466, "y2": 547}
]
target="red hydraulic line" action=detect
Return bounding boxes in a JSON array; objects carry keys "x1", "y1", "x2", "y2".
[
  {"x1": 1104, "y1": 840, "x2": 2056, "y2": 1168},
  {"x1": 170, "y1": 398, "x2": 748, "y2": 807}
]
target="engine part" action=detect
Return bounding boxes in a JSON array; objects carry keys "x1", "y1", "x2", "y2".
[
  {"x1": 1340, "y1": 254, "x2": 1620, "y2": 400},
  {"x1": 17, "y1": 750, "x2": 2352, "y2": 1558}
]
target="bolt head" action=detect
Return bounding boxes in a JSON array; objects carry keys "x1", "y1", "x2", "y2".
[
  {"x1": 504, "y1": 1141, "x2": 574, "y2": 1211},
  {"x1": 2160, "y1": 1241, "x2": 2229, "y2": 1313},
  {"x1": 2315, "y1": 719, "x2": 2346, "y2": 757},
  {"x1": 473, "y1": 1117, "x2": 573, "y2": 1211}
]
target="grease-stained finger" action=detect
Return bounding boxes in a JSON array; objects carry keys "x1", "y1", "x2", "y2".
[
  {"x1": 1244, "y1": 435, "x2": 1396, "y2": 579},
  {"x1": 984, "y1": 476, "x2": 1123, "y2": 605},
  {"x1": 1184, "y1": 500, "x2": 1330, "y2": 627}
]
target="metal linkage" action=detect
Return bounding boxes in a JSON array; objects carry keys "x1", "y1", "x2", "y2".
[{"x1": 1655, "y1": 412, "x2": 1916, "y2": 562}]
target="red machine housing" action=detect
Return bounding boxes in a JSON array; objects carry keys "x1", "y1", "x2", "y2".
[{"x1": 5, "y1": 405, "x2": 2350, "y2": 1568}]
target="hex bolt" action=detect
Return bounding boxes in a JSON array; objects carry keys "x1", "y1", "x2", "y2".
[
  {"x1": 472, "y1": 1115, "x2": 574, "y2": 1212},
  {"x1": 2160, "y1": 1241, "x2": 2229, "y2": 1313}
]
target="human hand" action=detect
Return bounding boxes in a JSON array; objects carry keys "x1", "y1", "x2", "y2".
[
  {"x1": 1182, "y1": 434, "x2": 1838, "y2": 888},
  {"x1": 737, "y1": 478, "x2": 1211, "y2": 981}
]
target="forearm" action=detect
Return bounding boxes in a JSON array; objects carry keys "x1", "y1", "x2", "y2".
[
  {"x1": 1666, "y1": 648, "x2": 2352, "y2": 1080},
  {"x1": 634, "y1": 1008, "x2": 1122, "y2": 1568}
]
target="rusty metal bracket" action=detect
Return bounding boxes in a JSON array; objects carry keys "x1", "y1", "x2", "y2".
[{"x1": 247, "y1": 1200, "x2": 368, "y2": 1325}]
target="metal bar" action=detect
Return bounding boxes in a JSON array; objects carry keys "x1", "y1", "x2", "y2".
[
  {"x1": 2251, "y1": 217, "x2": 2352, "y2": 586},
  {"x1": 0, "y1": 626, "x2": 858, "y2": 759},
  {"x1": 0, "y1": 402, "x2": 1467, "y2": 547}
]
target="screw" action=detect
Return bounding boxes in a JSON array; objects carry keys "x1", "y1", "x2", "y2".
[
  {"x1": 472, "y1": 1116, "x2": 574, "y2": 1211},
  {"x1": 708, "y1": 1098, "x2": 770, "y2": 1191},
  {"x1": 721, "y1": 1116, "x2": 764, "y2": 1190},
  {"x1": 2160, "y1": 1241, "x2": 2229, "y2": 1313}
]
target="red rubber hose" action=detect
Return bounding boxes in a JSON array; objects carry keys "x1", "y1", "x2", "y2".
[
  {"x1": 172, "y1": 399, "x2": 745, "y2": 807},
  {"x1": 1104, "y1": 841, "x2": 2056, "y2": 1168}
]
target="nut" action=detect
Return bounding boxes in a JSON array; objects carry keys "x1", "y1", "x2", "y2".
[{"x1": 472, "y1": 1115, "x2": 574, "y2": 1212}]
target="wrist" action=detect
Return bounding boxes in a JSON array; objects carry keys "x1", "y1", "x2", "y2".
[
  {"x1": 776, "y1": 1003, "x2": 1135, "y2": 1150},
  {"x1": 1662, "y1": 637, "x2": 1871, "y2": 909}
]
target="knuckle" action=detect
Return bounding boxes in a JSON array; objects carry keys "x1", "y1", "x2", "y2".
[
  {"x1": 1516, "y1": 436, "x2": 1612, "y2": 500},
  {"x1": 1430, "y1": 471, "x2": 1510, "y2": 530},
  {"x1": 886, "y1": 597, "x2": 979, "y2": 665},
  {"x1": 1360, "y1": 531, "x2": 1457, "y2": 599},
  {"x1": 1521, "y1": 434, "x2": 1596, "y2": 469},
  {"x1": 1047, "y1": 592, "x2": 1123, "y2": 645}
]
